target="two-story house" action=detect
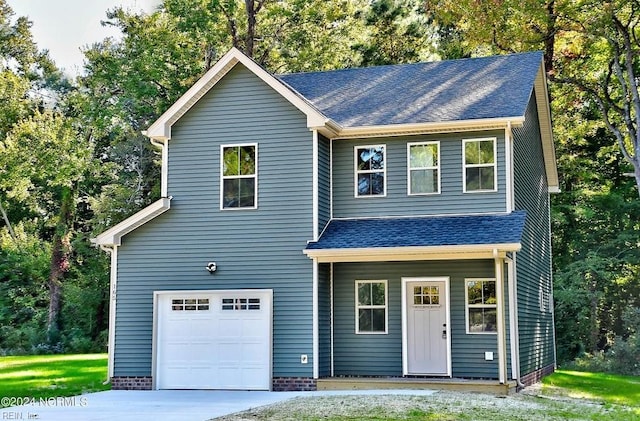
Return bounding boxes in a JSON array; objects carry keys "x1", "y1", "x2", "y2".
[{"x1": 93, "y1": 48, "x2": 558, "y2": 393}]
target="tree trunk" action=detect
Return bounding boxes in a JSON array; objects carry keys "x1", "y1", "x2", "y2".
[{"x1": 47, "y1": 187, "x2": 74, "y2": 343}]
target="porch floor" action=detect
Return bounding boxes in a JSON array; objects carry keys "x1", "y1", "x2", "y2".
[{"x1": 316, "y1": 377, "x2": 517, "y2": 396}]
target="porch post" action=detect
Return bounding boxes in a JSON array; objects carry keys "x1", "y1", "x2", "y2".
[
  {"x1": 495, "y1": 257, "x2": 508, "y2": 384},
  {"x1": 312, "y1": 258, "x2": 319, "y2": 379}
]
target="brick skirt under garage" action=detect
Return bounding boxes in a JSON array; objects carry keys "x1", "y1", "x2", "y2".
[{"x1": 111, "y1": 376, "x2": 153, "y2": 390}]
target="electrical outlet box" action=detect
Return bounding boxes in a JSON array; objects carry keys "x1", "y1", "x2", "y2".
[
  {"x1": 484, "y1": 351, "x2": 494, "y2": 361},
  {"x1": 300, "y1": 354, "x2": 308, "y2": 364}
]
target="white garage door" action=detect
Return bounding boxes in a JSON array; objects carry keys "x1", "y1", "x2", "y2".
[{"x1": 156, "y1": 290, "x2": 271, "y2": 390}]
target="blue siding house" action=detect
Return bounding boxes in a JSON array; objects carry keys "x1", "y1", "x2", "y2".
[{"x1": 93, "y1": 48, "x2": 558, "y2": 392}]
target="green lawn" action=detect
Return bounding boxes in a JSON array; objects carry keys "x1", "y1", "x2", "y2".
[
  {"x1": 542, "y1": 369, "x2": 640, "y2": 407},
  {"x1": 0, "y1": 354, "x2": 109, "y2": 406}
]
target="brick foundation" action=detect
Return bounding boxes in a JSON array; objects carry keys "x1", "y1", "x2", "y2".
[
  {"x1": 272, "y1": 377, "x2": 317, "y2": 391},
  {"x1": 520, "y1": 363, "x2": 555, "y2": 388},
  {"x1": 111, "y1": 376, "x2": 153, "y2": 390}
]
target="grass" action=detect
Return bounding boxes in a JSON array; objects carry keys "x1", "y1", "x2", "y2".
[
  {"x1": 0, "y1": 353, "x2": 109, "y2": 406},
  {"x1": 216, "y1": 370, "x2": 640, "y2": 421},
  {"x1": 542, "y1": 369, "x2": 640, "y2": 407}
]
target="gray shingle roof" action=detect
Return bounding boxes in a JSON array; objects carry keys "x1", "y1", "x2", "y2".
[
  {"x1": 279, "y1": 52, "x2": 542, "y2": 127},
  {"x1": 305, "y1": 211, "x2": 526, "y2": 250}
]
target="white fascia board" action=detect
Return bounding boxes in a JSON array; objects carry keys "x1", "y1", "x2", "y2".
[
  {"x1": 145, "y1": 47, "x2": 332, "y2": 140},
  {"x1": 91, "y1": 197, "x2": 171, "y2": 246},
  {"x1": 332, "y1": 118, "x2": 524, "y2": 140},
  {"x1": 534, "y1": 62, "x2": 560, "y2": 192},
  {"x1": 303, "y1": 243, "x2": 521, "y2": 263}
]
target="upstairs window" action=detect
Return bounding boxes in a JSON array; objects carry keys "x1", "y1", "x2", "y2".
[
  {"x1": 463, "y1": 138, "x2": 497, "y2": 192},
  {"x1": 221, "y1": 144, "x2": 257, "y2": 209},
  {"x1": 355, "y1": 145, "x2": 385, "y2": 197},
  {"x1": 408, "y1": 141, "x2": 440, "y2": 195},
  {"x1": 466, "y1": 279, "x2": 497, "y2": 334}
]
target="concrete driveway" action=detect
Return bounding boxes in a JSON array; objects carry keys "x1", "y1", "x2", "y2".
[{"x1": 1, "y1": 389, "x2": 436, "y2": 421}]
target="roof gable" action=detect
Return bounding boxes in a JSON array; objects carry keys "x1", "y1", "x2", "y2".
[{"x1": 145, "y1": 48, "x2": 331, "y2": 140}]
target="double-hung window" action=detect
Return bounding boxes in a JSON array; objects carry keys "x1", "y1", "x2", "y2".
[
  {"x1": 355, "y1": 145, "x2": 385, "y2": 197},
  {"x1": 355, "y1": 280, "x2": 387, "y2": 334},
  {"x1": 466, "y1": 278, "x2": 497, "y2": 334},
  {"x1": 408, "y1": 141, "x2": 440, "y2": 195},
  {"x1": 463, "y1": 138, "x2": 497, "y2": 192},
  {"x1": 221, "y1": 144, "x2": 257, "y2": 209}
]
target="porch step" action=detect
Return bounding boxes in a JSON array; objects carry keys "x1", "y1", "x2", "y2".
[{"x1": 316, "y1": 377, "x2": 517, "y2": 396}]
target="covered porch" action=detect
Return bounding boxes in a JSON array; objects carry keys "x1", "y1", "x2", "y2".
[{"x1": 305, "y1": 212, "x2": 527, "y2": 390}]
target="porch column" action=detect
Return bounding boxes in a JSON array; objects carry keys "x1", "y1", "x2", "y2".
[
  {"x1": 495, "y1": 257, "x2": 508, "y2": 384},
  {"x1": 312, "y1": 258, "x2": 319, "y2": 379}
]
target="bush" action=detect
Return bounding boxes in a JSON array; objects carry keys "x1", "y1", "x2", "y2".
[{"x1": 567, "y1": 334, "x2": 640, "y2": 376}]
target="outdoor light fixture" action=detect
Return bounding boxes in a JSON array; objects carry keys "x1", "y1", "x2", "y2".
[{"x1": 206, "y1": 262, "x2": 217, "y2": 273}]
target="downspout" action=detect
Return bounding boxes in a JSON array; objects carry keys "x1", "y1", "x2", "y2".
[
  {"x1": 495, "y1": 254, "x2": 508, "y2": 384},
  {"x1": 100, "y1": 244, "x2": 118, "y2": 385},
  {"x1": 507, "y1": 255, "x2": 525, "y2": 389},
  {"x1": 148, "y1": 136, "x2": 168, "y2": 198},
  {"x1": 312, "y1": 258, "x2": 319, "y2": 380}
]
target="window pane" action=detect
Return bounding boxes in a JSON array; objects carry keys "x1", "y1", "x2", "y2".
[
  {"x1": 410, "y1": 169, "x2": 438, "y2": 194},
  {"x1": 483, "y1": 281, "x2": 497, "y2": 304},
  {"x1": 223, "y1": 146, "x2": 239, "y2": 176},
  {"x1": 479, "y1": 140, "x2": 494, "y2": 164},
  {"x1": 223, "y1": 178, "x2": 240, "y2": 208},
  {"x1": 358, "y1": 173, "x2": 384, "y2": 196},
  {"x1": 238, "y1": 178, "x2": 255, "y2": 207},
  {"x1": 465, "y1": 141, "x2": 480, "y2": 164},
  {"x1": 414, "y1": 296, "x2": 422, "y2": 305},
  {"x1": 465, "y1": 168, "x2": 480, "y2": 191},
  {"x1": 372, "y1": 308, "x2": 385, "y2": 331},
  {"x1": 358, "y1": 283, "x2": 371, "y2": 306},
  {"x1": 410, "y1": 144, "x2": 437, "y2": 167},
  {"x1": 431, "y1": 295, "x2": 440, "y2": 305},
  {"x1": 371, "y1": 282, "x2": 385, "y2": 306},
  {"x1": 469, "y1": 308, "x2": 485, "y2": 332},
  {"x1": 239, "y1": 146, "x2": 255, "y2": 175},
  {"x1": 479, "y1": 167, "x2": 495, "y2": 190},
  {"x1": 467, "y1": 281, "x2": 482, "y2": 305},
  {"x1": 483, "y1": 309, "x2": 497, "y2": 332},
  {"x1": 357, "y1": 147, "x2": 384, "y2": 170},
  {"x1": 359, "y1": 309, "x2": 372, "y2": 331},
  {"x1": 422, "y1": 295, "x2": 431, "y2": 305}
]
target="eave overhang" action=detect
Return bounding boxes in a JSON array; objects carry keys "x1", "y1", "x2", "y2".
[
  {"x1": 91, "y1": 197, "x2": 171, "y2": 247},
  {"x1": 303, "y1": 243, "x2": 521, "y2": 263}
]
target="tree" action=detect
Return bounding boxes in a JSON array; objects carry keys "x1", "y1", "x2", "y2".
[
  {"x1": 0, "y1": 112, "x2": 96, "y2": 339},
  {"x1": 353, "y1": 0, "x2": 436, "y2": 66}
]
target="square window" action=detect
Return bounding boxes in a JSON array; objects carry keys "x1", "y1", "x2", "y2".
[
  {"x1": 355, "y1": 146, "x2": 385, "y2": 197},
  {"x1": 466, "y1": 279, "x2": 498, "y2": 334},
  {"x1": 221, "y1": 144, "x2": 257, "y2": 209},
  {"x1": 355, "y1": 280, "x2": 387, "y2": 334}
]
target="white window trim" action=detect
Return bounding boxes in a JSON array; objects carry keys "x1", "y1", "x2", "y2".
[
  {"x1": 462, "y1": 138, "x2": 498, "y2": 193},
  {"x1": 220, "y1": 143, "x2": 258, "y2": 210},
  {"x1": 465, "y1": 277, "x2": 498, "y2": 335},
  {"x1": 354, "y1": 145, "x2": 387, "y2": 198},
  {"x1": 355, "y1": 279, "x2": 388, "y2": 334},
  {"x1": 407, "y1": 141, "x2": 441, "y2": 195}
]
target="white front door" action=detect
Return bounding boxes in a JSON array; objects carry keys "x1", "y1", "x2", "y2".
[
  {"x1": 403, "y1": 278, "x2": 450, "y2": 376},
  {"x1": 155, "y1": 290, "x2": 272, "y2": 390}
]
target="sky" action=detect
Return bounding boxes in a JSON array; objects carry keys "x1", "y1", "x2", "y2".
[{"x1": 7, "y1": 0, "x2": 161, "y2": 75}]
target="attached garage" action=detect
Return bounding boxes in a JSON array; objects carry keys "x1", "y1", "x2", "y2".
[{"x1": 154, "y1": 290, "x2": 272, "y2": 390}]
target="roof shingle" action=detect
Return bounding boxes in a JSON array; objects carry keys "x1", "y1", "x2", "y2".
[
  {"x1": 306, "y1": 211, "x2": 526, "y2": 250},
  {"x1": 279, "y1": 52, "x2": 542, "y2": 127}
]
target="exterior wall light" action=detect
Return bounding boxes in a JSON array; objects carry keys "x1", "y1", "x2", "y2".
[{"x1": 206, "y1": 262, "x2": 217, "y2": 273}]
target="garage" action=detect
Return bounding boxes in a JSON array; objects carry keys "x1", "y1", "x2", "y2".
[{"x1": 155, "y1": 290, "x2": 272, "y2": 390}]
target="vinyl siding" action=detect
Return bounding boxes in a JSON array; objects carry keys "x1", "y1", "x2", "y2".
[
  {"x1": 318, "y1": 135, "x2": 331, "y2": 231},
  {"x1": 332, "y1": 260, "x2": 508, "y2": 379},
  {"x1": 332, "y1": 133, "x2": 507, "y2": 218},
  {"x1": 318, "y1": 263, "x2": 331, "y2": 377},
  {"x1": 513, "y1": 94, "x2": 555, "y2": 375},
  {"x1": 114, "y1": 64, "x2": 315, "y2": 378}
]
